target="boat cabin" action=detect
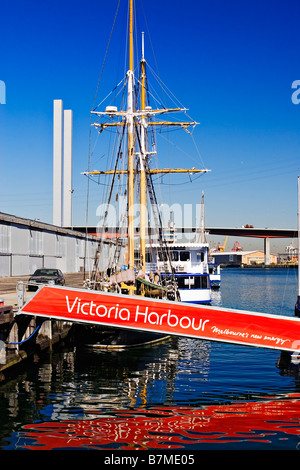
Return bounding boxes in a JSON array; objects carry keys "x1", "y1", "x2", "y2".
[{"x1": 145, "y1": 242, "x2": 210, "y2": 275}]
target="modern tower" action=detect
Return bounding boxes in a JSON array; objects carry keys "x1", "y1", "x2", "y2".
[
  {"x1": 63, "y1": 109, "x2": 73, "y2": 227},
  {"x1": 53, "y1": 100, "x2": 73, "y2": 227},
  {"x1": 53, "y1": 99, "x2": 63, "y2": 226}
]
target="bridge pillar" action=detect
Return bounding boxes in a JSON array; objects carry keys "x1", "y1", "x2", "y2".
[{"x1": 264, "y1": 237, "x2": 270, "y2": 265}]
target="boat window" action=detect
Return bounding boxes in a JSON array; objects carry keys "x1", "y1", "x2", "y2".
[
  {"x1": 197, "y1": 252, "x2": 205, "y2": 262},
  {"x1": 158, "y1": 251, "x2": 168, "y2": 262},
  {"x1": 171, "y1": 251, "x2": 179, "y2": 261},
  {"x1": 180, "y1": 251, "x2": 190, "y2": 261},
  {"x1": 177, "y1": 275, "x2": 209, "y2": 289},
  {"x1": 177, "y1": 276, "x2": 188, "y2": 289},
  {"x1": 184, "y1": 277, "x2": 194, "y2": 286},
  {"x1": 200, "y1": 275, "x2": 209, "y2": 289},
  {"x1": 146, "y1": 252, "x2": 153, "y2": 263}
]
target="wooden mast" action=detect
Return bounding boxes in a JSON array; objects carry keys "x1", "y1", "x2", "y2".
[
  {"x1": 127, "y1": 0, "x2": 135, "y2": 271},
  {"x1": 295, "y1": 175, "x2": 300, "y2": 317},
  {"x1": 140, "y1": 31, "x2": 146, "y2": 273}
]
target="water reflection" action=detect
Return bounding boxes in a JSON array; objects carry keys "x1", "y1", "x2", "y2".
[
  {"x1": 1, "y1": 336, "x2": 299, "y2": 450},
  {"x1": 14, "y1": 393, "x2": 300, "y2": 450}
]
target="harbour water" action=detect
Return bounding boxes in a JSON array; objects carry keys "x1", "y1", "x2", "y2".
[{"x1": 0, "y1": 267, "x2": 299, "y2": 452}]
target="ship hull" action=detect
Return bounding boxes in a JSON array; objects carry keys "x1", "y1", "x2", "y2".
[{"x1": 74, "y1": 324, "x2": 170, "y2": 350}]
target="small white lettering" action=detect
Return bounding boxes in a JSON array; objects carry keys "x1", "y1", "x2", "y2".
[
  {"x1": 96, "y1": 304, "x2": 107, "y2": 317},
  {"x1": 135, "y1": 305, "x2": 148, "y2": 323},
  {"x1": 66, "y1": 296, "x2": 78, "y2": 313},
  {"x1": 211, "y1": 326, "x2": 249, "y2": 339},
  {"x1": 263, "y1": 335, "x2": 289, "y2": 346},
  {"x1": 104, "y1": 454, "x2": 139, "y2": 467},
  {"x1": 81, "y1": 302, "x2": 89, "y2": 315},
  {"x1": 119, "y1": 307, "x2": 130, "y2": 321},
  {"x1": 89, "y1": 301, "x2": 96, "y2": 316},
  {"x1": 292, "y1": 80, "x2": 300, "y2": 104}
]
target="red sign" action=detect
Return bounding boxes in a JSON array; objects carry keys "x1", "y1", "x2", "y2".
[{"x1": 20, "y1": 285, "x2": 300, "y2": 353}]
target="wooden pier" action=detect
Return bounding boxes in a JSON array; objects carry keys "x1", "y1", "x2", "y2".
[
  {"x1": 0, "y1": 273, "x2": 84, "y2": 381},
  {"x1": 0, "y1": 303, "x2": 72, "y2": 381}
]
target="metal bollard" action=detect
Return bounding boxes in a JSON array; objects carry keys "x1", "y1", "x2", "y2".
[{"x1": 16, "y1": 281, "x2": 25, "y2": 309}]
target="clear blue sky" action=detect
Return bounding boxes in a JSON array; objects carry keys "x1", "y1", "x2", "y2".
[{"x1": 1, "y1": 0, "x2": 300, "y2": 252}]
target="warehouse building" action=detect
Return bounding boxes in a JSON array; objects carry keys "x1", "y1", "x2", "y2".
[
  {"x1": 0, "y1": 212, "x2": 98, "y2": 277},
  {"x1": 213, "y1": 251, "x2": 278, "y2": 267}
]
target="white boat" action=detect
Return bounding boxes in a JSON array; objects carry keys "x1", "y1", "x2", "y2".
[
  {"x1": 208, "y1": 258, "x2": 221, "y2": 289},
  {"x1": 145, "y1": 208, "x2": 212, "y2": 304},
  {"x1": 146, "y1": 242, "x2": 211, "y2": 304}
]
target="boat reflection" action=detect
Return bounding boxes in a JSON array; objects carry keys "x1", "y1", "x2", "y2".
[{"x1": 2, "y1": 336, "x2": 300, "y2": 450}]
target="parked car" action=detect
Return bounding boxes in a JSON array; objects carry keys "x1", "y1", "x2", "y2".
[{"x1": 28, "y1": 268, "x2": 65, "y2": 291}]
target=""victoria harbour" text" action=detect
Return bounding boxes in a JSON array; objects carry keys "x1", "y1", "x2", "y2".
[{"x1": 65, "y1": 295, "x2": 210, "y2": 332}]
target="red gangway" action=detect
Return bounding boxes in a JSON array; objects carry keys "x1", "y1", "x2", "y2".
[{"x1": 19, "y1": 285, "x2": 300, "y2": 355}]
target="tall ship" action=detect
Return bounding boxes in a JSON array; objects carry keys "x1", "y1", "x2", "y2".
[
  {"x1": 81, "y1": 0, "x2": 210, "y2": 348},
  {"x1": 18, "y1": 1, "x2": 300, "y2": 363}
]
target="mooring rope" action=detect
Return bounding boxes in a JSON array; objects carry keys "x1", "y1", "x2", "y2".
[{"x1": 7, "y1": 325, "x2": 41, "y2": 345}]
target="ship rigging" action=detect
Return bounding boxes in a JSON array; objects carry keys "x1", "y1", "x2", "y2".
[{"x1": 83, "y1": 0, "x2": 209, "y2": 303}]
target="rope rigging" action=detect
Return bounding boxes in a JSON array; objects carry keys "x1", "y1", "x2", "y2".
[
  {"x1": 84, "y1": 0, "x2": 121, "y2": 279},
  {"x1": 83, "y1": 0, "x2": 206, "y2": 303}
]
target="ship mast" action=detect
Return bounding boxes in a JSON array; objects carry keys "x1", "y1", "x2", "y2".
[
  {"x1": 140, "y1": 31, "x2": 146, "y2": 273},
  {"x1": 86, "y1": 0, "x2": 210, "y2": 282},
  {"x1": 295, "y1": 175, "x2": 300, "y2": 317},
  {"x1": 127, "y1": 0, "x2": 135, "y2": 270}
]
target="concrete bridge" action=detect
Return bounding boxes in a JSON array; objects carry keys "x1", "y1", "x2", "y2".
[
  {"x1": 205, "y1": 227, "x2": 297, "y2": 265},
  {"x1": 73, "y1": 226, "x2": 298, "y2": 266}
]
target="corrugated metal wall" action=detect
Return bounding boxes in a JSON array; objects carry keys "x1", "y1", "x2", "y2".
[{"x1": 0, "y1": 218, "x2": 98, "y2": 276}]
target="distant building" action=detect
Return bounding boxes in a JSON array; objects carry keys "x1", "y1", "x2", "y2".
[
  {"x1": 241, "y1": 251, "x2": 277, "y2": 265},
  {"x1": 213, "y1": 251, "x2": 278, "y2": 266}
]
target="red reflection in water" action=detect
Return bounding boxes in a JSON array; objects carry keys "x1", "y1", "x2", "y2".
[{"x1": 22, "y1": 394, "x2": 300, "y2": 449}]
